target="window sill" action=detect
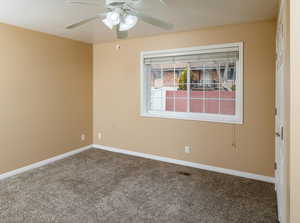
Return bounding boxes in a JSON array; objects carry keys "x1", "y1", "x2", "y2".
[{"x1": 141, "y1": 111, "x2": 243, "y2": 124}]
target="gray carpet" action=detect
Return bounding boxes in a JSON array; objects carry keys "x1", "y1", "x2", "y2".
[{"x1": 0, "y1": 149, "x2": 277, "y2": 223}]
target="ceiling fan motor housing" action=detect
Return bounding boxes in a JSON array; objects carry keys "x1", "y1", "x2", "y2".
[{"x1": 105, "y1": 0, "x2": 139, "y2": 7}]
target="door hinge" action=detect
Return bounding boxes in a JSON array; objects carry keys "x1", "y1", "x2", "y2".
[
  {"x1": 274, "y1": 162, "x2": 277, "y2": 170},
  {"x1": 275, "y1": 108, "x2": 278, "y2": 116}
]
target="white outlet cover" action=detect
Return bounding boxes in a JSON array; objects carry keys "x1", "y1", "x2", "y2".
[
  {"x1": 81, "y1": 134, "x2": 85, "y2": 141},
  {"x1": 98, "y1": 133, "x2": 102, "y2": 140},
  {"x1": 184, "y1": 146, "x2": 191, "y2": 154}
]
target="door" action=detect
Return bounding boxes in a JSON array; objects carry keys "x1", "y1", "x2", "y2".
[
  {"x1": 275, "y1": 61, "x2": 285, "y2": 222},
  {"x1": 275, "y1": 0, "x2": 287, "y2": 221}
]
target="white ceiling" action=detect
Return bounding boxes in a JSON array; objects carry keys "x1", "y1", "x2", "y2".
[{"x1": 0, "y1": 0, "x2": 278, "y2": 44}]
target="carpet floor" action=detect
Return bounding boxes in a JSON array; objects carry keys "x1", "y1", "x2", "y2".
[{"x1": 0, "y1": 149, "x2": 277, "y2": 223}]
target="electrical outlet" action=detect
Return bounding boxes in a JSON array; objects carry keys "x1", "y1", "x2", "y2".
[
  {"x1": 184, "y1": 146, "x2": 191, "y2": 154},
  {"x1": 98, "y1": 132, "x2": 102, "y2": 140},
  {"x1": 81, "y1": 134, "x2": 85, "y2": 141}
]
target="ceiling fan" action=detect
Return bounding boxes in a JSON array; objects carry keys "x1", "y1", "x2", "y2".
[{"x1": 66, "y1": 0, "x2": 174, "y2": 39}]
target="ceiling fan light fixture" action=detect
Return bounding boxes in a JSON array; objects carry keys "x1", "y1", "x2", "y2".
[
  {"x1": 102, "y1": 18, "x2": 114, "y2": 30},
  {"x1": 107, "y1": 11, "x2": 120, "y2": 25},
  {"x1": 119, "y1": 14, "x2": 138, "y2": 31},
  {"x1": 102, "y1": 10, "x2": 121, "y2": 29}
]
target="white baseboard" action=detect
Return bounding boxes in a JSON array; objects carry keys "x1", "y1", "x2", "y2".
[
  {"x1": 0, "y1": 144, "x2": 275, "y2": 184},
  {"x1": 93, "y1": 144, "x2": 275, "y2": 184},
  {"x1": 0, "y1": 144, "x2": 93, "y2": 181}
]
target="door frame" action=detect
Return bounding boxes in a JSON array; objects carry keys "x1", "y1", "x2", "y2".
[{"x1": 275, "y1": 0, "x2": 288, "y2": 222}]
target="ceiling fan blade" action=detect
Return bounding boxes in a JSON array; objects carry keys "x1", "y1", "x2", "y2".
[
  {"x1": 66, "y1": 0, "x2": 101, "y2": 6},
  {"x1": 159, "y1": 0, "x2": 168, "y2": 7},
  {"x1": 66, "y1": 16, "x2": 99, "y2": 29},
  {"x1": 116, "y1": 25, "x2": 128, "y2": 39},
  {"x1": 129, "y1": 10, "x2": 173, "y2": 30}
]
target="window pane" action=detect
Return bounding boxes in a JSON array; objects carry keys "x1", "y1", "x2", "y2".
[
  {"x1": 201, "y1": 66, "x2": 220, "y2": 114},
  {"x1": 220, "y1": 84, "x2": 236, "y2": 115},
  {"x1": 175, "y1": 96, "x2": 188, "y2": 112},
  {"x1": 190, "y1": 69, "x2": 202, "y2": 89},
  {"x1": 220, "y1": 100, "x2": 236, "y2": 115},
  {"x1": 220, "y1": 63, "x2": 236, "y2": 115},
  {"x1": 205, "y1": 90, "x2": 219, "y2": 114},
  {"x1": 173, "y1": 65, "x2": 188, "y2": 112},
  {"x1": 164, "y1": 64, "x2": 186, "y2": 112},
  {"x1": 150, "y1": 64, "x2": 162, "y2": 89},
  {"x1": 149, "y1": 64, "x2": 163, "y2": 111},
  {"x1": 191, "y1": 99, "x2": 204, "y2": 113},
  {"x1": 190, "y1": 67, "x2": 204, "y2": 113},
  {"x1": 203, "y1": 67, "x2": 220, "y2": 90},
  {"x1": 190, "y1": 89, "x2": 204, "y2": 113},
  {"x1": 173, "y1": 85, "x2": 187, "y2": 112},
  {"x1": 165, "y1": 90, "x2": 175, "y2": 111},
  {"x1": 150, "y1": 95, "x2": 164, "y2": 111},
  {"x1": 227, "y1": 63, "x2": 236, "y2": 80},
  {"x1": 161, "y1": 64, "x2": 175, "y2": 87}
]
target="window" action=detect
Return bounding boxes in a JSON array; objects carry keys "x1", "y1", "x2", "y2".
[{"x1": 140, "y1": 42, "x2": 243, "y2": 124}]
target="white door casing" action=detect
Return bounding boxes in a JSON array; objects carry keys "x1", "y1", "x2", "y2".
[{"x1": 275, "y1": 0, "x2": 287, "y2": 222}]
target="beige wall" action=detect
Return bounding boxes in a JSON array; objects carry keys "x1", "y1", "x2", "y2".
[
  {"x1": 0, "y1": 23, "x2": 93, "y2": 174},
  {"x1": 290, "y1": 0, "x2": 300, "y2": 222},
  {"x1": 0, "y1": 20, "x2": 276, "y2": 179},
  {"x1": 93, "y1": 20, "x2": 276, "y2": 177}
]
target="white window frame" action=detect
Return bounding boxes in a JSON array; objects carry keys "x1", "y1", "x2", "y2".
[{"x1": 140, "y1": 42, "x2": 244, "y2": 124}]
